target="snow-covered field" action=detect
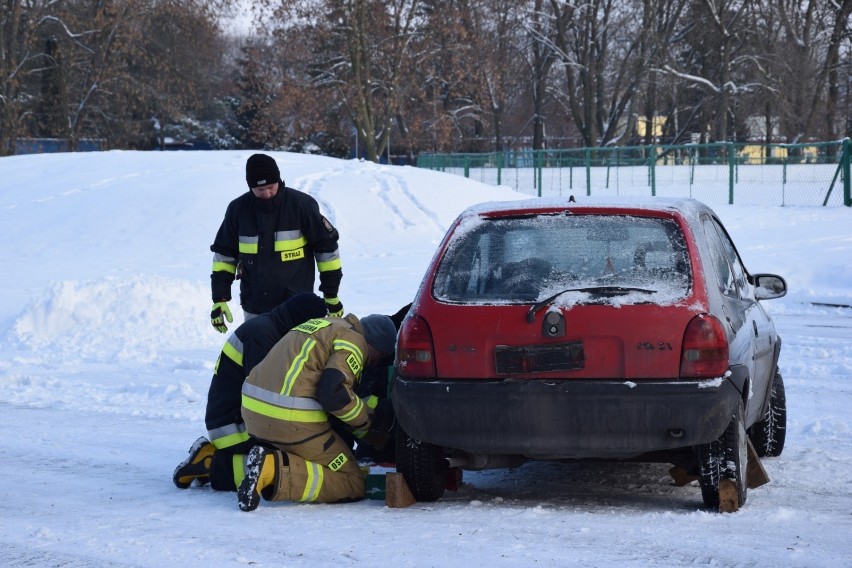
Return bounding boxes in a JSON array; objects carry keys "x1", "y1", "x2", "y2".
[{"x1": 1, "y1": 150, "x2": 850, "y2": 567}]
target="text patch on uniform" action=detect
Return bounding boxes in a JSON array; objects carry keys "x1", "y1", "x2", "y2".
[{"x1": 281, "y1": 249, "x2": 305, "y2": 262}]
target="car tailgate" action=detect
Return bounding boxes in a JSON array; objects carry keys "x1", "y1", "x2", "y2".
[{"x1": 427, "y1": 303, "x2": 701, "y2": 380}]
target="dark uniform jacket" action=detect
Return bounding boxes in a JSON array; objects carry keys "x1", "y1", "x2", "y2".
[
  {"x1": 210, "y1": 185, "x2": 342, "y2": 315},
  {"x1": 205, "y1": 297, "x2": 327, "y2": 453}
]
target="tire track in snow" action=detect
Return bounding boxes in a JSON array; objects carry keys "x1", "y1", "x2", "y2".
[
  {"x1": 292, "y1": 165, "x2": 446, "y2": 238},
  {"x1": 371, "y1": 168, "x2": 445, "y2": 235},
  {"x1": 290, "y1": 171, "x2": 339, "y2": 225}
]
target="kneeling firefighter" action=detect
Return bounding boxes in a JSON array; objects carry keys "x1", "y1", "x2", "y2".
[
  {"x1": 237, "y1": 313, "x2": 398, "y2": 511},
  {"x1": 172, "y1": 293, "x2": 328, "y2": 491}
]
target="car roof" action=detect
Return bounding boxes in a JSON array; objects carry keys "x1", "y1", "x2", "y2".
[{"x1": 462, "y1": 196, "x2": 713, "y2": 220}]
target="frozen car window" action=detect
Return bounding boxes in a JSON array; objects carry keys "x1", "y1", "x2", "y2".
[
  {"x1": 702, "y1": 218, "x2": 739, "y2": 298},
  {"x1": 710, "y1": 217, "x2": 750, "y2": 298},
  {"x1": 433, "y1": 214, "x2": 691, "y2": 305}
]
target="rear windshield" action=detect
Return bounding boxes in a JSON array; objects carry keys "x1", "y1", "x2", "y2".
[{"x1": 433, "y1": 213, "x2": 691, "y2": 306}]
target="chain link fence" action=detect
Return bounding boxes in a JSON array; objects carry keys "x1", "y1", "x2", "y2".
[{"x1": 417, "y1": 140, "x2": 852, "y2": 207}]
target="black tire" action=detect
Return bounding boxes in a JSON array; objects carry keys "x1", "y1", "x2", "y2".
[
  {"x1": 395, "y1": 429, "x2": 448, "y2": 502},
  {"x1": 698, "y1": 437, "x2": 721, "y2": 509},
  {"x1": 698, "y1": 399, "x2": 748, "y2": 510},
  {"x1": 748, "y1": 370, "x2": 787, "y2": 457}
]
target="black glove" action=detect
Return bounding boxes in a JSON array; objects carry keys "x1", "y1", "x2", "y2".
[{"x1": 370, "y1": 398, "x2": 396, "y2": 433}]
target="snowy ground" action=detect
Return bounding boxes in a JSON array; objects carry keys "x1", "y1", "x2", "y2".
[{"x1": 1, "y1": 150, "x2": 851, "y2": 567}]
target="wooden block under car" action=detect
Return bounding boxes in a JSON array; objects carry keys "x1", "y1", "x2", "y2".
[
  {"x1": 385, "y1": 472, "x2": 416, "y2": 508},
  {"x1": 746, "y1": 438, "x2": 770, "y2": 489}
]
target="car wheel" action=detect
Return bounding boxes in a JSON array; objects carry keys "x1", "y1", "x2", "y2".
[
  {"x1": 748, "y1": 370, "x2": 787, "y2": 457},
  {"x1": 395, "y1": 428, "x2": 448, "y2": 502},
  {"x1": 698, "y1": 399, "x2": 748, "y2": 510}
]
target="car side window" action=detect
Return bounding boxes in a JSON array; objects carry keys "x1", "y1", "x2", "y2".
[
  {"x1": 702, "y1": 218, "x2": 738, "y2": 298},
  {"x1": 709, "y1": 218, "x2": 750, "y2": 299}
]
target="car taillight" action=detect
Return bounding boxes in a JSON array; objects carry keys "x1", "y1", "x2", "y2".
[
  {"x1": 395, "y1": 314, "x2": 436, "y2": 378},
  {"x1": 680, "y1": 314, "x2": 729, "y2": 378}
]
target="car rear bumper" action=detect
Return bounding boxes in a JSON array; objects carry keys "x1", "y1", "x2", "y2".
[{"x1": 392, "y1": 372, "x2": 745, "y2": 459}]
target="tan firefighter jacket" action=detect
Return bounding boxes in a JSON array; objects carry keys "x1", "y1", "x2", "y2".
[{"x1": 241, "y1": 314, "x2": 374, "y2": 446}]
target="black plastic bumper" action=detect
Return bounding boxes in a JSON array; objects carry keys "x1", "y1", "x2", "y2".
[{"x1": 392, "y1": 371, "x2": 745, "y2": 459}]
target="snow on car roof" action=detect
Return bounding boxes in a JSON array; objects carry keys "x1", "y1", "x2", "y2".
[{"x1": 462, "y1": 195, "x2": 711, "y2": 217}]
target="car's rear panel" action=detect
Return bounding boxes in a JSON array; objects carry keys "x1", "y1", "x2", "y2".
[{"x1": 424, "y1": 303, "x2": 703, "y2": 380}]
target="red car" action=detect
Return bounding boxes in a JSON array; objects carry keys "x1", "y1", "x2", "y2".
[{"x1": 392, "y1": 197, "x2": 787, "y2": 511}]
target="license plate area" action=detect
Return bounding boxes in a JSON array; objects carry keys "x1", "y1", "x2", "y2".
[{"x1": 495, "y1": 342, "x2": 585, "y2": 374}]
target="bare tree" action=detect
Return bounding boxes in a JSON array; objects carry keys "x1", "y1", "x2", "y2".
[
  {"x1": 547, "y1": 0, "x2": 651, "y2": 147},
  {"x1": 660, "y1": 0, "x2": 768, "y2": 143},
  {"x1": 0, "y1": 0, "x2": 51, "y2": 155},
  {"x1": 460, "y1": 0, "x2": 527, "y2": 152},
  {"x1": 524, "y1": 0, "x2": 559, "y2": 149}
]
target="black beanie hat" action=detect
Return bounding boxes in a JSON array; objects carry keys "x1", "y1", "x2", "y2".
[
  {"x1": 246, "y1": 154, "x2": 281, "y2": 189},
  {"x1": 285, "y1": 292, "x2": 328, "y2": 324},
  {"x1": 360, "y1": 314, "x2": 398, "y2": 355}
]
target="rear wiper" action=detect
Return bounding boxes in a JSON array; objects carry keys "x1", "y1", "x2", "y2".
[{"x1": 526, "y1": 286, "x2": 656, "y2": 323}]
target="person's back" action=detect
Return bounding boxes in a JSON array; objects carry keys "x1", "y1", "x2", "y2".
[
  {"x1": 205, "y1": 293, "x2": 328, "y2": 453},
  {"x1": 237, "y1": 313, "x2": 398, "y2": 510},
  {"x1": 173, "y1": 292, "x2": 327, "y2": 491}
]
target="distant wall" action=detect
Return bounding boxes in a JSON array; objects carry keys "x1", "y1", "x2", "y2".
[{"x1": 14, "y1": 138, "x2": 105, "y2": 154}]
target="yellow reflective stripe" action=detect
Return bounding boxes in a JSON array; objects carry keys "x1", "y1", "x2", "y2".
[
  {"x1": 233, "y1": 454, "x2": 246, "y2": 487},
  {"x1": 222, "y1": 336, "x2": 243, "y2": 367},
  {"x1": 316, "y1": 257, "x2": 342, "y2": 272},
  {"x1": 315, "y1": 251, "x2": 341, "y2": 272},
  {"x1": 241, "y1": 395, "x2": 328, "y2": 422},
  {"x1": 333, "y1": 339, "x2": 363, "y2": 367},
  {"x1": 211, "y1": 429, "x2": 250, "y2": 450},
  {"x1": 366, "y1": 395, "x2": 379, "y2": 409},
  {"x1": 337, "y1": 396, "x2": 365, "y2": 423},
  {"x1": 274, "y1": 235, "x2": 308, "y2": 252},
  {"x1": 281, "y1": 338, "x2": 316, "y2": 395},
  {"x1": 212, "y1": 252, "x2": 237, "y2": 274},
  {"x1": 239, "y1": 236, "x2": 259, "y2": 254},
  {"x1": 300, "y1": 461, "x2": 323, "y2": 502},
  {"x1": 242, "y1": 383, "x2": 324, "y2": 410},
  {"x1": 212, "y1": 261, "x2": 236, "y2": 274}
]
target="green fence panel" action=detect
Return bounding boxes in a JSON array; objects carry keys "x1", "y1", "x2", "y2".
[{"x1": 417, "y1": 140, "x2": 852, "y2": 207}]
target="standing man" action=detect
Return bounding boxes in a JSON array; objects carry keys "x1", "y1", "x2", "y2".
[
  {"x1": 236, "y1": 313, "x2": 398, "y2": 511},
  {"x1": 210, "y1": 153, "x2": 344, "y2": 333}
]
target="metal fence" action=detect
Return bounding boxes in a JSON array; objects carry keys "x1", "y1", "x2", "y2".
[{"x1": 417, "y1": 140, "x2": 852, "y2": 207}]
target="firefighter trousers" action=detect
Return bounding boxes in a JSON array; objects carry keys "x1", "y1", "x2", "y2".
[{"x1": 263, "y1": 430, "x2": 365, "y2": 503}]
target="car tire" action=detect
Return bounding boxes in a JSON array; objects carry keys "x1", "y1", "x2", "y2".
[
  {"x1": 698, "y1": 399, "x2": 748, "y2": 511},
  {"x1": 395, "y1": 428, "x2": 448, "y2": 502},
  {"x1": 748, "y1": 370, "x2": 787, "y2": 458}
]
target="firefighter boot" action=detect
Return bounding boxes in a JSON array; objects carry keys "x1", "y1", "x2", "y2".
[
  {"x1": 172, "y1": 437, "x2": 215, "y2": 489},
  {"x1": 238, "y1": 445, "x2": 277, "y2": 512}
]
